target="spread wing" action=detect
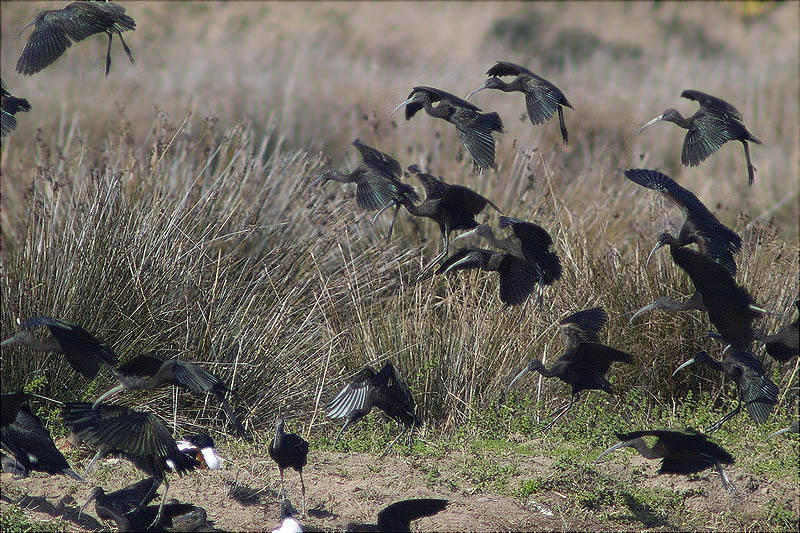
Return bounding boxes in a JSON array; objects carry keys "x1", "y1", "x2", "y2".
[
  {"x1": 326, "y1": 367, "x2": 376, "y2": 419},
  {"x1": 351, "y1": 139, "x2": 402, "y2": 178},
  {"x1": 486, "y1": 61, "x2": 532, "y2": 77},
  {"x1": 559, "y1": 307, "x2": 608, "y2": 350}
]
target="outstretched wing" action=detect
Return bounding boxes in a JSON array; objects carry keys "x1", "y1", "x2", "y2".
[
  {"x1": 559, "y1": 307, "x2": 608, "y2": 350},
  {"x1": 326, "y1": 367, "x2": 377, "y2": 419},
  {"x1": 351, "y1": 139, "x2": 402, "y2": 178},
  {"x1": 23, "y1": 316, "x2": 118, "y2": 376},
  {"x1": 380, "y1": 361, "x2": 416, "y2": 414},
  {"x1": 486, "y1": 61, "x2": 532, "y2": 77},
  {"x1": 681, "y1": 90, "x2": 742, "y2": 121},
  {"x1": 681, "y1": 112, "x2": 740, "y2": 166}
]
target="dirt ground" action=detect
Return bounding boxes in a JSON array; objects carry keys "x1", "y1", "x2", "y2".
[{"x1": 1, "y1": 436, "x2": 798, "y2": 532}]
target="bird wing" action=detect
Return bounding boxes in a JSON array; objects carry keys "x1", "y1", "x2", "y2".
[
  {"x1": 377, "y1": 499, "x2": 449, "y2": 531},
  {"x1": 172, "y1": 360, "x2": 225, "y2": 394},
  {"x1": 441, "y1": 184, "x2": 500, "y2": 218},
  {"x1": 351, "y1": 139, "x2": 402, "y2": 178},
  {"x1": 1, "y1": 112, "x2": 17, "y2": 137},
  {"x1": 326, "y1": 367, "x2": 376, "y2": 419},
  {"x1": 623, "y1": 168, "x2": 705, "y2": 219},
  {"x1": 117, "y1": 352, "x2": 168, "y2": 377},
  {"x1": 559, "y1": 307, "x2": 608, "y2": 349},
  {"x1": 498, "y1": 217, "x2": 562, "y2": 281},
  {"x1": 681, "y1": 112, "x2": 740, "y2": 167},
  {"x1": 356, "y1": 171, "x2": 403, "y2": 210},
  {"x1": 486, "y1": 61, "x2": 532, "y2": 77},
  {"x1": 454, "y1": 111, "x2": 503, "y2": 170},
  {"x1": 23, "y1": 316, "x2": 118, "y2": 376},
  {"x1": 524, "y1": 83, "x2": 563, "y2": 125},
  {"x1": 1, "y1": 393, "x2": 30, "y2": 428},
  {"x1": 497, "y1": 256, "x2": 539, "y2": 306},
  {"x1": 730, "y1": 351, "x2": 778, "y2": 424},
  {"x1": 380, "y1": 361, "x2": 417, "y2": 415},
  {"x1": 681, "y1": 90, "x2": 743, "y2": 121},
  {"x1": 412, "y1": 86, "x2": 481, "y2": 112}
]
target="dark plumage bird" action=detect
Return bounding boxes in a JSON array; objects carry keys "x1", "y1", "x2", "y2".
[
  {"x1": 437, "y1": 247, "x2": 539, "y2": 306},
  {"x1": 639, "y1": 90, "x2": 762, "y2": 186},
  {"x1": 391, "y1": 86, "x2": 503, "y2": 170},
  {"x1": 17, "y1": 0, "x2": 136, "y2": 76},
  {"x1": 327, "y1": 361, "x2": 421, "y2": 458},
  {"x1": 765, "y1": 421, "x2": 799, "y2": 440},
  {"x1": 1, "y1": 392, "x2": 30, "y2": 428},
  {"x1": 79, "y1": 476, "x2": 159, "y2": 521},
  {"x1": 63, "y1": 402, "x2": 198, "y2": 528},
  {"x1": 308, "y1": 139, "x2": 418, "y2": 241},
  {"x1": 1, "y1": 316, "x2": 118, "y2": 380},
  {"x1": 402, "y1": 165, "x2": 502, "y2": 280},
  {"x1": 268, "y1": 418, "x2": 309, "y2": 518},
  {"x1": 754, "y1": 300, "x2": 799, "y2": 362},
  {"x1": 640, "y1": 245, "x2": 762, "y2": 349},
  {"x1": 673, "y1": 350, "x2": 778, "y2": 433},
  {"x1": 1, "y1": 400, "x2": 82, "y2": 481},
  {"x1": 466, "y1": 61, "x2": 572, "y2": 145},
  {"x1": 624, "y1": 168, "x2": 741, "y2": 275},
  {"x1": 455, "y1": 216, "x2": 562, "y2": 306},
  {"x1": 1, "y1": 80, "x2": 31, "y2": 137},
  {"x1": 594, "y1": 429, "x2": 736, "y2": 495},
  {"x1": 509, "y1": 307, "x2": 634, "y2": 431},
  {"x1": 345, "y1": 498, "x2": 449, "y2": 532},
  {"x1": 92, "y1": 352, "x2": 248, "y2": 440}
]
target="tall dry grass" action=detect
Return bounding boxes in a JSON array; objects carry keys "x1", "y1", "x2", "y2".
[{"x1": 1, "y1": 2, "x2": 797, "y2": 438}]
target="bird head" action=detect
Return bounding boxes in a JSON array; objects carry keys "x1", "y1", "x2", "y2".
[
  {"x1": 453, "y1": 223, "x2": 493, "y2": 243},
  {"x1": 78, "y1": 487, "x2": 105, "y2": 520},
  {"x1": 672, "y1": 350, "x2": 711, "y2": 376},
  {"x1": 390, "y1": 91, "x2": 426, "y2": 117},
  {"x1": 594, "y1": 437, "x2": 646, "y2": 464},
  {"x1": 644, "y1": 232, "x2": 675, "y2": 269},
  {"x1": 638, "y1": 108, "x2": 680, "y2": 134},
  {"x1": 465, "y1": 78, "x2": 503, "y2": 99},
  {"x1": 306, "y1": 169, "x2": 338, "y2": 192}
]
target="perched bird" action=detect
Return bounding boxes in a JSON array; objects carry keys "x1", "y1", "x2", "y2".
[
  {"x1": 1, "y1": 80, "x2": 31, "y2": 137},
  {"x1": 437, "y1": 247, "x2": 539, "y2": 306},
  {"x1": 92, "y1": 352, "x2": 248, "y2": 440},
  {"x1": 63, "y1": 402, "x2": 198, "y2": 528},
  {"x1": 402, "y1": 165, "x2": 502, "y2": 281},
  {"x1": 673, "y1": 350, "x2": 778, "y2": 433},
  {"x1": 466, "y1": 61, "x2": 572, "y2": 145},
  {"x1": 327, "y1": 361, "x2": 421, "y2": 458},
  {"x1": 455, "y1": 216, "x2": 562, "y2": 306},
  {"x1": 345, "y1": 498, "x2": 449, "y2": 532},
  {"x1": 765, "y1": 421, "x2": 799, "y2": 440},
  {"x1": 639, "y1": 90, "x2": 762, "y2": 186},
  {"x1": 509, "y1": 307, "x2": 634, "y2": 431},
  {"x1": 268, "y1": 418, "x2": 309, "y2": 518},
  {"x1": 594, "y1": 429, "x2": 736, "y2": 496},
  {"x1": 17, "y1": 0, "x2": 136, "y2": 76},
  {"x1": 307, "y1": 139, "x2": 418, "y2": 241},
  {"x1": 176, "y1": 434, "x2": 222, "y2": 470},
  {"x1": 1, "y1": 316, "x2": 118, "y2": 380},
  {"x1": 624, "y1": 168, "x2": 741, "y2": 275},
  {"x1": 1, "y1": 400, "x2": 82, "y2": 481},
  {"x1": 391, "y1": 86, "x2": 503, "y2": 170}
]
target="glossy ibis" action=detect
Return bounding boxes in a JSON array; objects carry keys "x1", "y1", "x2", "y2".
[
  {"x1": 466, "y1": 61, "x2": 572, "y2": 145},
  {"x1": 1, "y1": 316, "x2": 118, "y2": 379},
  {"x1": 455, "y1": 216, "x2": 562, "y2": 306},
  {"x1": 345, "y1": 498, "x2": 449, "y2": 532},
  {"x1": 391, "y1": 86, "x2": 503, "y2": 170},
  {"x1": 268, "y1": 418, "x2": 309, "y2": 518},
  {"x1": 1, "y1": 399, "x2": 83, "y2": 481},
  {"x1": 92, "y1": 352, "x2": 248, "y2": 440},
  {"x1": 63, "y1": 401, "x2": 198, "y2": 528},
  {"x1": 79, "y1": 476, "x2": 159, "y2": 520},
  {"x1": 509, "y1": 307, "x2": 634, "y2": 431},
  {"x1": 437, "y1": 247, "x2": 539, "y2": 306},
  {"x1": 639, "y1": 90, "x2": 762, "y2": 186},
  {"x1": 766, "y1": 421, "x2": 799, "y2": 440},
  {"x1": 1, "y1": 80, "x2": 31, "y2": 137},
  {"x1": 327, "y1": 361, "x2": 421, "y2": 458},
  {"x1": 308, "y1": 139, "x2": 418, "y2": 241},
  {"x1": 176, "y1": 434, "x2": 222, "y2": 470},
  {"x1": 17, "y1": 1, "x2": 136, "y2": 76},
  {"x1": 594, "y1": 428, "x2": 736, "y2": 495},
  {"x1": 631, "y1": 246, "x2": 763, "y2": 349},
  {"x1": 1, "y1": 392, "x2": 30, "y2": 428},
  {"x1": 402, "y1": 164, "x2": 502, "y2": 281},
  {"x1": 672, "y1": 350, "x2": 778, "y2": 433},
  {"x1": 624, "y1": 168, "x2": 741, "y2": 275}
]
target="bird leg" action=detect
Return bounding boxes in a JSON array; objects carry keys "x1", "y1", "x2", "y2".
[
  {"x1": 105, "y1": 32, "x2": 113, "y2": 76},
  {"x1": 557, "y1": 106, "x2": 568, "y2": 146},
  {"x1": 742, "y1": 140, "x2": 756, "y2": 187},
  {"x1": 535, "y1": 265, "x2": 546, "y2": 309},
  {"x1": 148, "y1": 477, "x2": 169, "y2": 529},
  {"x1": 299, "y1": 470, "x2": 307, "y2": 518},
  {"x1": 379, "y1": 427, "x2": 408, "y2": 459},
  {"x1": 716, "y1": 461, "x2": 738, "y2": 498},
  {"x1": 415, "y1": 230, "x2": 449, "y2": 282},
  {"x1": 542, "y1": 394, "x2": 577, "y2": 433},
  {"x1": 334, "y1": 419, "x2": 352, "y2": 443},
  {"x1": 706, "y1": 398, "x2": 742, "y2": 434},
  {"x1": 372, "y1": 200, "x2": 395, "y2": 223},
  {"x1": 278, "y1": 468, "x2": 285, "y2": 499},
  {"x1": 117, "y1": 30, "x2": 135, "y2": 64},
  {"x1": 385, "y1": 203, "x2": 403, "y2": 242}
]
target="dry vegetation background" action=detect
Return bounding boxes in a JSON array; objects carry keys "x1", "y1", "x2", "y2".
[{"x1": 1, "y1": 1, "x2": 798, "y2": 442}]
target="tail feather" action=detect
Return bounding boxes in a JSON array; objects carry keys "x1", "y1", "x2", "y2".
[{"x1": 215, "y1": 392, "x2": 249, "y2": 441}]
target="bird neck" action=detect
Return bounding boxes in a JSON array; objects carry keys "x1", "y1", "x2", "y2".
[
  {"x1": 4, "y1": 331, "x2": 61, "y2": 353},
  {"x1": 274, "y1": 420, "x2": 285, "y2": 447},
  {"x1": 699, "y1": 355, "x2": 725, "y2": 373},
  {"x1": 665, "y1": 112, "x2": 692, "y2": 129},
  {"x1": 501, "y1": 78, "x2": 524, "y2": 93},
  {"x1": 423, "y1": 98, "x2": 453, "y2": 119},
  {"x1": 628, "y1": 438, "x2": 664, "y2": 460},
  {"x1": 530, "y1": 360, "x2": 554, "y2": 378}
]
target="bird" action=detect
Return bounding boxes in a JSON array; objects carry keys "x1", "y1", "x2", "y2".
[
  {"x1": 176, "y1": 434, "x2": 222, "y2": 470},
  {"x1": 765, "y1": 421, "x2": 799, "y2": 440},
  {"x1": 454, "y1": 216, "x2": 562, "y2": 306},
  {"x1": 391, "y1": 86, "x2": 503, "y2": 170},
  {"x1": 307, "y1": 139, "x2": 418, "y2": 241},
  {"x1": 326, "y1": 361, "x2": 422, "y2": 458},
  {"x1": 509, "y1": 307, "x2": 634, "y2": 431},
  {"x1": 672, "y1": 350, "x2": 778, "y2": 433},
  {"x1": 92, "y1": 351, "x2": 248, "y2": 440},
  {"x1": 624, "y1": 168, "x2": 741, "y2": 275},
  {"x1": 1, "y1": 399, "x2": 83, "y2": 481},
  {"x1": 1, "y1": 80, "x2": 31, "y2": 137},
  {"x1": 436, "y1": 247, "x2": 539, "y2": 306},
  {"x1": 466, "y1": 61, "x2": 572, "y2": 145},
  {"x1": 345, "y1": 498, "x2": 449, "y2": 532},
  {"x1": 1, "y1": 392, "x2": 30, "y2": 428},
  {"x1": 62, "y1": 401, "x2": 198, "y2": 528},
  {"x1": 268, "y1": 418, "x2": 309, "y2": 518},
  {"x1": 79, "y1": 476, "x2": 159, "y2": 520},
  {"x1": 629, "y1": 291, "x2": 706, "y2": 324},
  {"x1": 401, "y1": 165, "x2": 502, "y2": 281},
  {"x1": 665, "y1": 245, "x2": 761, "y2": 349},
  {"x1": 16, "y1": 0, "x2": 136, "y2": 76},
  {"x1": 1, "y1": 316, "x2": 118, "y2": 380},
  {"x1": 753, "y1": 299, "x2": 799, "y2": 362},
  {"x1": 594, "y1": 428, "x2": 736, "y2": 496},
  {"x1": 638, "y1": 90, "x2": 762, "y2": 186}
]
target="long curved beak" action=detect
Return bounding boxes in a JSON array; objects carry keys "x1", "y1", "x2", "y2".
[
  {"x1": 78, "y1": 490, "x2": 99, "y2": 520},
  {"x1": 507, "y1": 365, "x2": 531, "y2": 390},
  {"x1": 629, "y1": 302, "x2": 658, "y2": 324},
  {"x1": 92, "y1": 384, "x2": 125, "y2": 408},
  {"x1": 593, "y1": 440, "x2": 632, "y2": 464},
  {"x1": 638, "y1": 114, "x2": 664, "y2": 135},
  {"x1": 390, "y1": 97, "x2": 415, "y2": 117},
  {"x1": 304, "y1": 174, "x2": 327, "y2": 193},
  {"x1": 765, "y1": 427, "x2": 790, "y2": 441},
  {"x1": 644, "y1": 240, "x2": 666, "y2": 269},
  {"x1": 672, "y1": 357, "x2": 697, "y2": 377},
  {"x1": 439, "y1": 254, "x2": 471, "y2": 274},
  {"x1": 465, "y1": 82, "x2": 488, "y2": 100},
  {"x1": 453, "y1": 227, "x2": 481, "y2": 242}
]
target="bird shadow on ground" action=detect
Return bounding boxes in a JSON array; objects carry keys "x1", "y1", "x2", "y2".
[
  {"x1": 5, "y1": 494, "x2": 103, "y2": 530},
  {"x1": 308, "y1": 506, "x2": 337, "y2": 519},
  {"x1": 225, "y1": 480, "x2": 270, "y2": 506},
  {"x1": 619, "y1": 492, "x2": 673, "y2": 529}
]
